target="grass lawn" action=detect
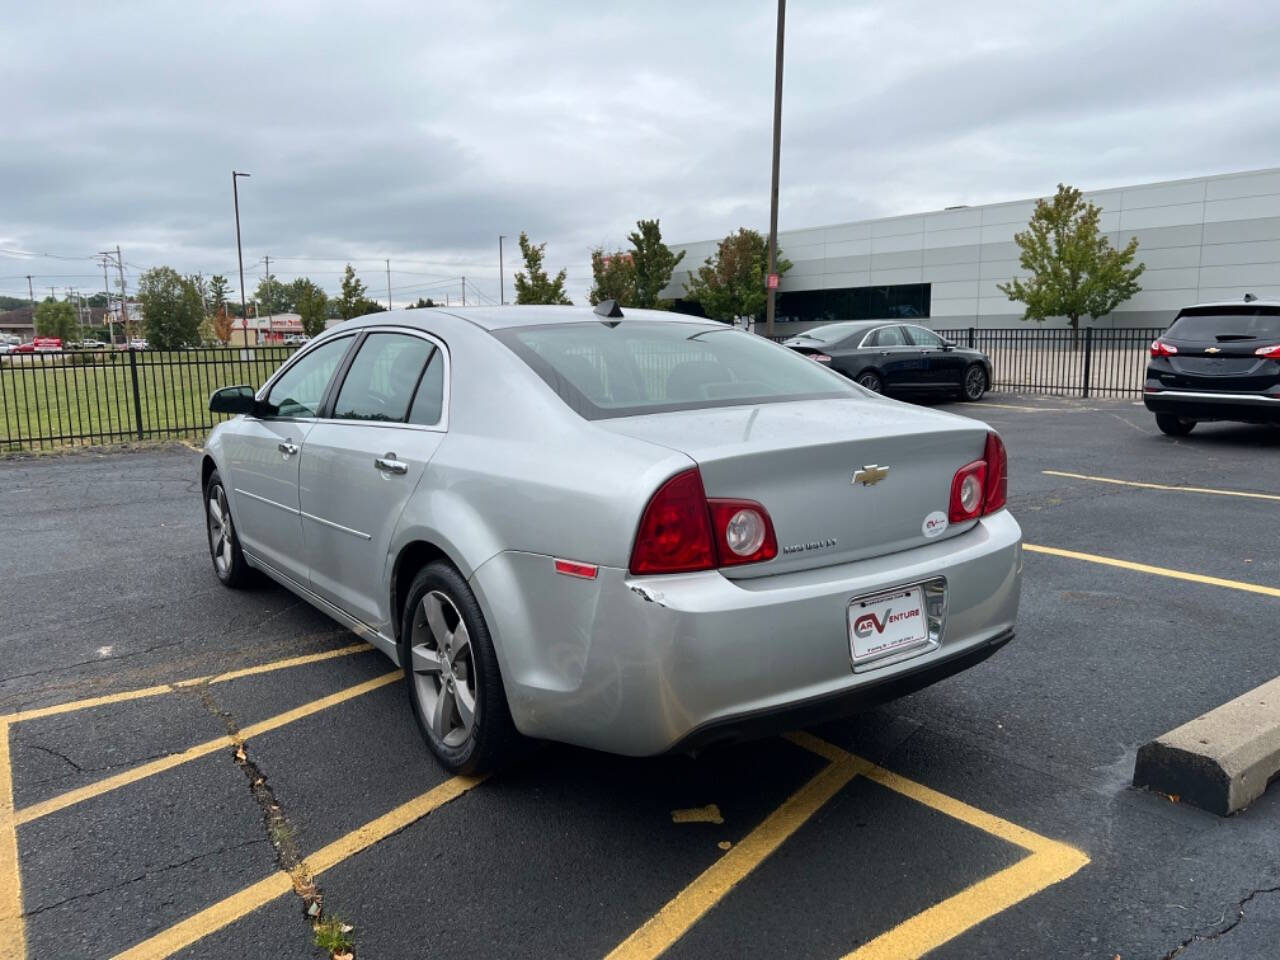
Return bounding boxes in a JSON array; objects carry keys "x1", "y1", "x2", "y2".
[{"x1": 0, "y1": 348, "x2": 294, "y2": 450}]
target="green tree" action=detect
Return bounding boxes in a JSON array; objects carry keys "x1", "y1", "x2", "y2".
[
  {"x1": 294, "y1": 278, "x2": 330, "y2": 337},
  {"x1": 404, "y1": 297, "x2": 437, "y2": 310},
  {"x1": 336, "y1": 265, "x2": 370, "y2": 320},
  {"x1": 629, "y1": 218, "x2": 685, "y2": 309},
  {"x1": 998, "y1": 183, "x2": 1145, "y2": 345},
  {"x1": 588, "y1": 250, "x2": 636, "y2": 306},
  {"x1": 137, "y1": 266, "x2": 203, "y2": 349},
  {"x1": 34, "y1": 299, "x2": 78, "y2": 342},
  {"x1": 209, "y1": 275, "x2": 229, "y2": 315},
  {"x1": 513, "y1": 232, "x2": 572, "y2": 305},
  {"x1": 683, "y1": 228, "x2": 791, "y2": 323},
  {"x1": 254, "y1": 273, "x2": 293, "y2": 314}
]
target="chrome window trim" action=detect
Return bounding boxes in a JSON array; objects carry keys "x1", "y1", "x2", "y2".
[
  {"x1": 255, "y1": 332, "x2": 358, "y2": 410},
  {"x1": 324, "y1": 325, "x2": 452, "y2": 433},
  {"x1": 233, "y1": 487, "x2": 301, "y2": 516},
  {"x1": 903, "y1": 324, "x2": 944, "y2": 347},
  {"x1": 300, "y1": 510, "x2": 372, "y2": 541},
  {"x1": 857, "y1": 325, "x2": 894, "y2": 349}
]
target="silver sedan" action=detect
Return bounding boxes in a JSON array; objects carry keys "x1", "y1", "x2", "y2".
[{"x1": 201, "y1": 304, "x2": 1021, "y2": 773}]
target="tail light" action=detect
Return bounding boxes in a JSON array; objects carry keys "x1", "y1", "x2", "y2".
[
  {"x1": 629, "y1": 468, "x2": 777, "y2": 575},
  {"x1": 810, "y1": 354, "x2": 832, "y2": 364},
  {"x1": 949, "y1": 431, "x2": 1007, "y2": 523},
  {"x1": 1255, "y1": 344, "x2": 1280, "y2": 358},
  {"x1": 1150, "y1": 340, "x2": 1178, "y2": 358}
]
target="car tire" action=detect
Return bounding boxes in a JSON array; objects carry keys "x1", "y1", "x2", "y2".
[
  {"x1": 856, "y1": 371, "x2": 883, "y2": 394},
  {"x1": 401, "y1": 561, "x2": 522, "y2": 775},
  {"x1": 960, "y1": 364, "x2": 987, "y2": 401},
  {"x1": 204, "y1": 470, "x2": 252, "y2": 588},
  {"x1": 1155, "y1": 413, "x2": 1196, "y2": 436}
]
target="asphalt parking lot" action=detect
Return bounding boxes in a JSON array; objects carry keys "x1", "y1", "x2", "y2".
[{"x1": 1, "y1": 394, "x2": 1278, "y2": 960}]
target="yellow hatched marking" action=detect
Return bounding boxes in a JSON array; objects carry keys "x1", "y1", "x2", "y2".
[
  {"x1": 0, "y1": 724, "x2": 25, "y2": 960},
  {"x1": 15, "y1": 671, "x2": 399, "y2": 826},
  {"x1": 1025, "y1": 544, "x2": 1280, "y2": 598},
  {"x1": 1043, "y1": 469, "x2": 1280, "y2": 503},
  {"x1": 112, "y1": 774, "x2": 483, "y2": 960},
  {"x1": 3, "y1": 642, "x2": 372, "y2": 724}
]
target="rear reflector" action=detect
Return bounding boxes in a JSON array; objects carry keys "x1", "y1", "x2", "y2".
[{"x1": 554, "y1": 559, "x2": 598, "y2": 580}]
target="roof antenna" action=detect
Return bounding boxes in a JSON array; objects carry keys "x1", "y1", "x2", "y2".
[
  {"x1": 1244, "y1": 292, "x2": 1258, "y2": 302},
  {"x1": 594, "y1": 299, "x2": 624, "y2": 319}
]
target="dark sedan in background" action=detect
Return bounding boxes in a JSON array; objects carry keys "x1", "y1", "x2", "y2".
[
  {"x1": 1144, "y1": 298, "x2": 1280, "y2": 435},
  {"x1": 783, "y1": 321, "x2": 993, "y2": 401}
]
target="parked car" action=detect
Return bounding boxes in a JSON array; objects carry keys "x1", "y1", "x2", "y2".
[
  {"x1": 200, "y1": 304, "x2": 1020, "y2": 774},
  {"x1": 12, "y1": 342, "x2": 34, "y2": 354},
  {"x1": 783, "y1": 321, "x2": 992, "y2": 401},
  {"x1": 1144, "y1": 298, "x2": 1280, "y2": 435},
  {"x1": 80, "y1": 338, "x2": 106, "y2": 350},
  {"x1": 129, "y1": 338, "x2": 149, "y2": 350},
  {"x1": 33, "y1": 337, "x2": 63, "y2": 353},
  {"x1": 283, "y1": 334, "x2": 310, "y2": 345}
]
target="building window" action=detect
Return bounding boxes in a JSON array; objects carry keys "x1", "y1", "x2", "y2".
[{"x1": 775, "y1": 283, "x2": 930, "y2": 324}]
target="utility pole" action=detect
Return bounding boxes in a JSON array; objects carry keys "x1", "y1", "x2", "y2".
[
  {"x1": 498, "y1": 235, "x2": 506, "y2": 305},
  {"x1": 115, "y1": 245, "x2": 129, "y2": 342},
  {"x1": 263, "y1": 254, "x2": 273, "y2": 342},
  {"x1": 26, "y1": 275, "x2": 34, "y2": 311},
  {"x1": 100, "y1": 256, "x2": 115, "y2": 345},
  {"x1": 461, "y1": 276, "x2": 466, "y2": 307},
  {"x1": 386, "y1": 259, "x2": 392, "y2": 310},
  {"x1": 764, "y1": 0, "x2": 786, "y2": 338},
  {"x1": 232, "y1": 171, "x2": 250, "y2": 344}
]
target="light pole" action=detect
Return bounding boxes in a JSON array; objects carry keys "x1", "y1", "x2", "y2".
[
  {"x1": 765, "y1": 0, "x2": 786, "y2": 338},
  {"x1": 232, "y1": 171, "x2": 251, "y2": 344}
]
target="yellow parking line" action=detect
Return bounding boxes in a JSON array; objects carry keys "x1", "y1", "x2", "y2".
[
  {"x1": 15, "y1": 671, "x2": 400, "y2": 826},
  {"x1": 1043, "y1": 469, "x2": 1280, "y2": 502},
  {"x1": 1025, "y1": 544, "x2": 1280, "y2": 598},
  {"x1": 0, "y1": 723, "x2": 25, "y2": 960},
  {"x1": 605, "y1": 747, "x2": 864, "y2": 960},
  {"x1": 2, "y1": 642, "x2": 372, "y2": 724},
  {"x1": 113, "y1": 774, "x2": 484, "y2": 960}
]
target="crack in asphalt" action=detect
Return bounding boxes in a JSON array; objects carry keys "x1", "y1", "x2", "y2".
[
  {"x1": 20, "y1": 837, "x2": 268, "y2": 918},
  {"x1": 1159, "y1": 885, "x2": 1280, "y2": 959},
  {"x1": 21, "y1": 743, "x2": 83, "y2": 773}
]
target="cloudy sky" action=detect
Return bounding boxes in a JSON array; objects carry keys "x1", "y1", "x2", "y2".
[{"x1": 3, "y1": 0, "x2": 1279, "y2": 305}]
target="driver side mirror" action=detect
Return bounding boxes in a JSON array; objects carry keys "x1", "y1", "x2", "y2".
[
  {"x1": 210, "y1": 385, "x2": 265, "y2": 416},
  {"x1": 941, "y1": 340, "x2": 955, "y2": 352}
]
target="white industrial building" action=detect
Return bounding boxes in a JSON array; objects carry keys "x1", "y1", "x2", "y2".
[{"x1": 664, "y1": 167, "x2": 1280, "y2": 332}]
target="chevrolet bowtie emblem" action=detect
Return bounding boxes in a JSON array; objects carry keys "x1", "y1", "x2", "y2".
[
  {"x1": 852, "y1": 465, "x2": 890, "y2": 486},
  {"x1": 1205, "y1": 347, "x2": 1221, "y2": 354}
]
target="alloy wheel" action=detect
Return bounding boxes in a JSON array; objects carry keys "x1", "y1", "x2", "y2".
[
  {"x1": 207, "y1": 485, "x2": 234, "y2": 576},
  {"x1": 965, "y1": 367, "x2": 986, "y2": 399},
  {"x1": 410, "y1": 590, "x2": 477, "y2": 747},
  {"x1": 858, "y1": 373, "x2": 882, "y2": 393}
]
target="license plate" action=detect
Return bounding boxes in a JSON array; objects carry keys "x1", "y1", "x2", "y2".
[{"x1": 848, "y1": 585, "x2": 930, "y2": 666}]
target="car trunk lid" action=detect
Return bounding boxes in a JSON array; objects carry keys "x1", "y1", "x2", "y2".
[{"x1": 597, "y1": 397, "x2": 991, "y2": 577}]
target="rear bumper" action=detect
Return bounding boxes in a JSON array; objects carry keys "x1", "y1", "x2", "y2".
[
  {"x1": 1143, "y1": 386, "x2": 1280, "y2": 423},
  {"x1": 470, "y1": 510, "x2": 1022, "y2": 756}
]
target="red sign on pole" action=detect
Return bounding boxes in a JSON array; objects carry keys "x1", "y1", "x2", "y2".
[{"x1": 766, "y1": 273, "x2": 780, "y2": 290}]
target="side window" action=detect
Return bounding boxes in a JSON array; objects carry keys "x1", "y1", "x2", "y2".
[
  {"x1": 869, "y1": 326, "x2": 906, "y2": 347},
  {"x1": 265, "y1": 337, "x2": 351, "y2": 418},
  {"x1": 407, "y1": 348, "x2": 446, "y2": 426},
  {"x1": 332, "y1": 333, "x2": 434, "y2": 422},
  {"x1": 905, "y1": 326, "x2": 944, "y2": 348}
]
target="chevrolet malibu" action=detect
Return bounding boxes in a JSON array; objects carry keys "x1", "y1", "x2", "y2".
[{"x1": 201, "y1": 303, "x2": 1021, "y2": 774}]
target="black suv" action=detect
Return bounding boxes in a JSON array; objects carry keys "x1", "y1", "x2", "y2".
[{"x1": 1144, "y1": 298, "x2": 1280, "y2": 435}]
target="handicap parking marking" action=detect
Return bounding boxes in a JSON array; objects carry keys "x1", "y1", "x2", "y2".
[
  {"x1": 1042, "y1": 469, "x2": 1280, "y2": 502},
  {"x1": 607, "y1": 731, "x2": 1088, "y2": 960},
  {"x1": 1024, "y1": 544, "x2": 1280, "y2": 598},
  {"x1": 0, "y1": 641, "x2": 379, "y2": 960}
]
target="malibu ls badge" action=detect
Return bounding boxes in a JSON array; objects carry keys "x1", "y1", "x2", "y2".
[{"x1": 852, "y1": 464, "x2": 890, "y2": 487}]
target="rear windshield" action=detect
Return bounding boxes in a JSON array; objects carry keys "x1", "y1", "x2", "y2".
[
  {"x1": 1166, "y1": 306, "x2": 1280, "y2": 341},
  {"x1": 494, "y1": 321, "x2": 856, "y2": 420},
  {"x1": 786, "y1": 322, "x2": 867, "y2": 346}
]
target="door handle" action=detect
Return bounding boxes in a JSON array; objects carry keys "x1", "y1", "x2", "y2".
[
  {"x1": 374, "y1": 454, "x2": 408, "y2": 475},
  {"x1": 277, "y1": 441, "x2": 299, "y2": 456}
]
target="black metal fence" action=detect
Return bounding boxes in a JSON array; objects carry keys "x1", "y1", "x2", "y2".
[
  {"x1": 0, "y1": 346, "x2": 297, "y2": 451},
  {"x1": 935, "y1": 326, "x2": 1161, "y2": 399},
  {"x1": 1, "y1": 327, "x2": 1163, "y2": 451}
]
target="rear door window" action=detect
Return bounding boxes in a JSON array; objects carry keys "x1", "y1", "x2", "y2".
[
  {"x1": 867, "y1": 326, "x2": 907, "y2": 347},
  {"x1": 332, "y1": 333, "x2": 434, "y2": 422}
]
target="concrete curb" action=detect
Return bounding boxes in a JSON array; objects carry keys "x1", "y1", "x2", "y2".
[{"x1": 1133, "y1": 675, "x2": 1280, "y2": 816}]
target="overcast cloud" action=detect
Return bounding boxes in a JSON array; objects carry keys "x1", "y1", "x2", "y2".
[{"x1": 3, "y1": 0, "x2": 1280, "y2": 304}]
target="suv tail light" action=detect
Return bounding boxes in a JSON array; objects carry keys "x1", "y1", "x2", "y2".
[
  {"x1": 1150, "y1": 340, "x2": 1178, "y2": 358},
  {"x1": 629, "y1": 468, "x2": 777, "y2": 575},
  {"x1": 1254, "y1": 344, "x2": 1280, "y2": 358},
  {"x1": 949, "y1": 431, "x2": 1007, "y2": 523}
]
